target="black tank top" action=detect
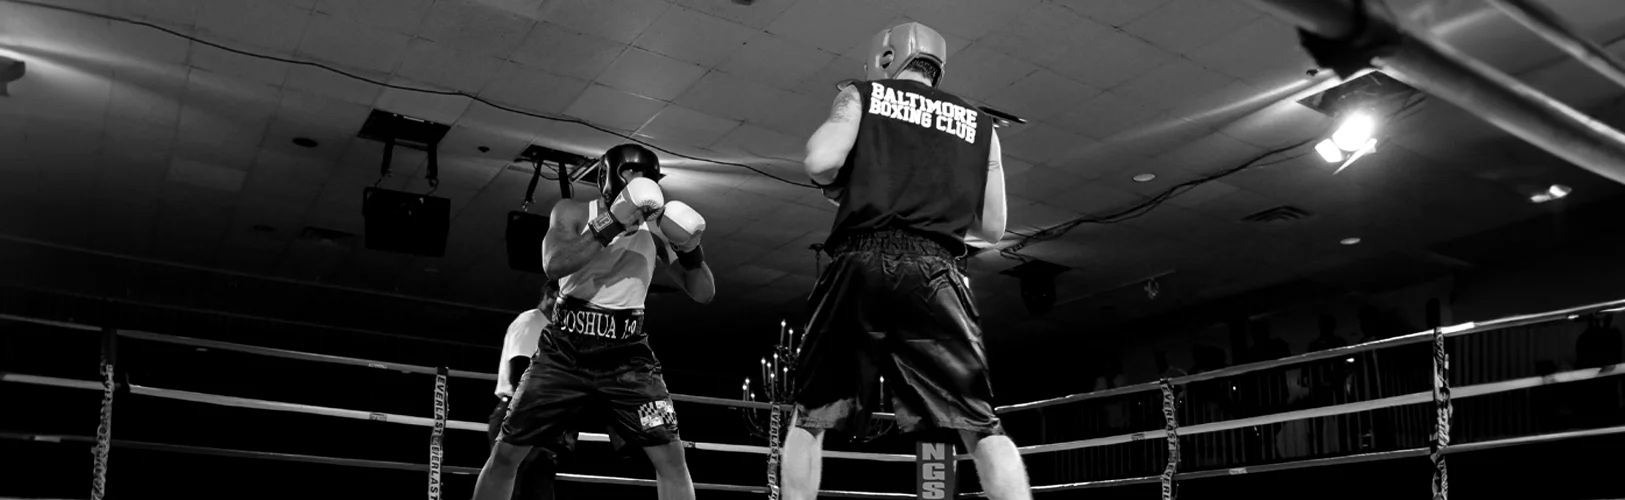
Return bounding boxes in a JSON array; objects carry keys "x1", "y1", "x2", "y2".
[{"x1": 826, "y1": 79, "x2": 994, "y2": 256}]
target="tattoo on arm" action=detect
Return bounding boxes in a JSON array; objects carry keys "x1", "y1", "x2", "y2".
[
  {"x1": 989, "y1": 158, "x2": 1002, "y2": 171},
  {"x1": 828, "y1": 89, "x2": 861, "y2": 124}
]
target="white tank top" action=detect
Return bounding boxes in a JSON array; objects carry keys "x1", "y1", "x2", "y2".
[{"x1": 559, "y1": 200, "x2": 661, "y2": 310}]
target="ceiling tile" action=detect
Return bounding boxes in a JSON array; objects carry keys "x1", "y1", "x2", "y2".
[
  {"x1": 765, "y1": 0, "x2": 896, "y2": 54},
  {"x1": 1045, "y1": 141, "x2": 1158, "y2": 180},
  {"x1": 456, "y1": 100, "x2": 554, "y2": 140},
  {"x1": 596, "y1": 48, "x2": 709, "y2": 101},
  {"x1": 394, "y1": 39, "x2": 503, "y2": 92},
  {"x1": 126, "y1": 0, "x2": 202, "y2": 26},
  {"x1": 374, "y1": 78, "x2": 474, "y2": 124},
  {"x1": 248, "y1": 147, "x2": 334, "y2": 192},
  {"x1": 789, "y1": 57, "x2": 866, "y2": 98},
  {"x1": 1187, "y1": 17, "x2": 1311, "y2": 84},
  {"x1": 674, "y1": 71, "x2": 797, "y2": 122},
  {"x1": 633, "y1": 5, "x2": 756, "y2": 67},
  {"x1": 417, "y1": 0, "x2": 536, "y2": 58},
  {"x1": 1007, "y1": 165, "x2": 1088, "y2": 201},
  {"x1": 282, "y1": 64, "x2": 385, "y2": 106},
  {"x1": 101, "y1": 17, "x2": 191, "y2": 66},
  {"x1": 314, "y1": 0, "x2": 434, "y2": 33},
  {"x1": 539, "y1": 0, "x2": 671, "y2": 45},
  {"x1": 718, "y1": 32, "x2": 836, "y2": 91},
  {"x1": 263, "y1": 89, "x2": 371, "y2": 160},
  {"x1": 673, "y1": 0, "x2": 797, "y2": 30},
  {"x1": 1000, "y1": 123, "x2": 1090, "y2": 165},
  {"x1": 102, "y1": 117, "x2": 178, "y2": 168},
  {"x1": 196, "y1": 1, "x2": 313, "y2": 52},
  {"x1": 1120, "y1": 0, "x2": 1258, "y2": 54},
  {"x1": 563, "y1": 84, "x2": 667, "y2": 132},
  {"x1": 1007, "y1": 197, "x2": 1083, "y2": 233},
  {"x1": 107, "y1": 77, "x2": 183, "y2": 128},
  {"x1": 1166, "y1": 80, "x2": 1281, "y2": 130},
  {"x1": 1220, "y1": 100, "x2": 1329, "y2": 149},
  {"x1": 977, "y1": 1, "x2": 1113, "y2": 67},
  {"x1": 478, "y1": 62, "x2": 590, "y2": 116},
  {"x1": 937, "y1": 43, "x2": 1040, "y2": 102},
  {"x1": 168, "y1": 157, "x2": 248, "y2": 192},
  {"x1": 636, "y1": 104, "x2": 741, "y2": 148},
  {"x1": 1115, "y1": 58, "x2": 1236, "y2": 113},
  {"x1": 296, "y1": 12, "x2": 413, "y2": 74},
  {"x1": 1049, "y1": 29, "x2": 1175, "y2": 91},
  {"x1": 1046, "y1": 182, "x2": 1146, "y2": 216},
  {"x1": 509, "y1": 23, "x2": 628, "y2": 82},
  {"x1": 901, "y1": 0, "x2": 1040, "y2": 40},
  {"x1": 1154, "y1": 131, "x2": 1265, "y2": 175},
  {"x1": 1050, "y1": 91, "x2": 1163, "y2": 140},
  {"x1": 1087, "y1": 159, "x2": 1191, "y2": 197},
  {"x1": 1191, "y1": 186, "x2": 1282, "y2": 223},
  {"x1": 1053, "y1": 0, "x2": 1172, "y2": 27},
  {"x1": 745, "y1": 91, "x2": 827, "y2": 139},
  {"x1": 188, "y1": 43, "x2": 291, "y2": 87},
  {"x1": 983, "y1": 70, "x2": 1101, "y2": 123},
  {"x1": 1163, "y1": 179, "x2": 1239, "y2": 210},
  {"x1": 710, "y1": 124, "x2": 805, "y2": 161}
]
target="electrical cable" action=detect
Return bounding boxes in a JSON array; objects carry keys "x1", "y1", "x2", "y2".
[{"x1": 0, "y1": 0, "x2": 816, "y2": 188}]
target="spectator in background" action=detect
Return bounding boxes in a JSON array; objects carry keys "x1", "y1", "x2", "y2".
[
  {"x1": 489, "y1": 282, "x2": 572, "y2": 500},
  {"x1": 1303, "y1": 314, "x2": 1351, "y2": 456},
  {"x1": 1575, "y1": 313, "x2": 1623, "y2": 427},
  {"x1": 1244, "y1": 322, "x2": 1292, "y2": 461}
]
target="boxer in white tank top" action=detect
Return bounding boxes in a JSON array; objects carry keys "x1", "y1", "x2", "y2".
[{"x1": 473, "y1": 144, "x2": 715, "y2": 500}]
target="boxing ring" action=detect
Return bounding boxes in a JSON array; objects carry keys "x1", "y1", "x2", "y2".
[{"x1": 4, "y1": 295, "x2": 1623, "y2": 499}]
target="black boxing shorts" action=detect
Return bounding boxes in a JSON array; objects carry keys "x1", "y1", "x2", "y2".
[
  {"x1": 498, "y1": 298, "x2": 680, "y2": 452},
  {"x1": 793, "y1": 229, "x2": 1004, "y2": 440}
]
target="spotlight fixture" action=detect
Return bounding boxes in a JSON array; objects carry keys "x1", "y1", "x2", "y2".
[
  {"x1": 1529, "y1": 184, "x2": 1572, "y2": 203},
  {"x1": 1132, "y1": 173, "x2": 1157, "y2": 183},
  {"x1": 1340, "y1": 237, "x2": 1361, "y2": 245},
  {"x1": 1315, "y1": 110, "x2": 1379, "y2": 170}
]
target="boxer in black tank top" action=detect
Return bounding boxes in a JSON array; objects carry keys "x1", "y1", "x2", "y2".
[{"x1": 782, "y1": 22, "x2": 1033, "y2": 500}]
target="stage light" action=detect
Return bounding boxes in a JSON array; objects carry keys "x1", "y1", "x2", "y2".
[
  {"x1": 1529, "y1": 184, "x2": 1571, "y2": 203},
  {"x1": 1331, "y1": 111, "x2": 1377, "y2": 151},
  {"x1": 1315, "y1": 138, "x2": 1345, "y2": 163}
]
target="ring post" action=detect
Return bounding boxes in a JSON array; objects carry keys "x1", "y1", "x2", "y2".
[
  {"x1": 1160, "y1": 378, "x2": 1181, "y2": 500},
  {"x1": 916, "y1": 441, "x2": 956, "y2": 499},
  {"x1": 1430, "y1": 327, "x2": 1452, "y2": 499},
  {"x1": 428, "y1": 366, "x2": 448, "y2": 500},
  {"x1": 91, "y1": 326, "x2": 117, "y2": 500}
]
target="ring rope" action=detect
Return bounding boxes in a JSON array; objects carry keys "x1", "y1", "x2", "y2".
[
  {"x1": 8, "y1": 358, "x2": 1622, "y2": 464},
  {"x1": 994, "y1": 297, "x2": 1625, "y2": 412},
  {"x1": 428, "y1": 366, "x2": 448, "y2": 500}
]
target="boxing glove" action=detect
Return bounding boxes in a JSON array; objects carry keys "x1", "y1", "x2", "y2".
[
  {"x1": 658, "y1": 201, "x2": 706, "y2": 269},
  {"x1": 589, "y1": 177, "x2": 664, "y2": 246}
]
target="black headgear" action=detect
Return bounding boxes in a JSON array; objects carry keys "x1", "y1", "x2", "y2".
[{"x1": 597, "y1": 144, "x2": 663, "y2": 203}]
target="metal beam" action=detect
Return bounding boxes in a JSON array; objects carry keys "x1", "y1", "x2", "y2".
[
  {"x1": 1485, "y1": 0, "x2": 1625, "y2": 91},
  {"x1": 1243, "y1": 0, "x2": 1625, "y2": 186}
]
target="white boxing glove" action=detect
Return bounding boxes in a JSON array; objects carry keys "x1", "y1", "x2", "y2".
[
  {"x1": 589, "y1": 177, "x2": 664, "y2": 246},
  {"x1": 658, "y1": 201, "x2": 706, "y2": 268}
]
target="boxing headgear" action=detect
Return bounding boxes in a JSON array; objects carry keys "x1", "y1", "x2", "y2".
[
  {"x1": 597, "y1": 143, "x2": 663, "y2": 203},
  {"x1": 865, "y1": 22, "x2": 948, "y2": 86}
]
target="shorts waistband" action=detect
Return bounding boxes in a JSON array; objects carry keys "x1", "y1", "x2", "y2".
[
  {"x1": 550, "y1": 299, "x2": 645, "y2": 341},
  {"x1": 829, "y1": 230, "x2": 952, "y2": 259}
]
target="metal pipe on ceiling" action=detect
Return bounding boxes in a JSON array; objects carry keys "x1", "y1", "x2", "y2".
[
  {"x1": 1484, "y1": 0, "x2": 1625, "y2": 91},
  {"x1": 1241, "y1": 0, "x2": 1625, "y2": 187}
]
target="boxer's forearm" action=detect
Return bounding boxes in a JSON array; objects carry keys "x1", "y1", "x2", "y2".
[{"x1": 679, "y1": 263, "x2": 715, "y2": 304}]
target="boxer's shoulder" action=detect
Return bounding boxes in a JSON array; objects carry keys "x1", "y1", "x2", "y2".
[{"x1": 549, "y1": 198, "x2": 593, "y2": 226}]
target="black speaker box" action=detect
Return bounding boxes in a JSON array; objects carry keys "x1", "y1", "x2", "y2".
[
  {"x1": 362, "y1": 187, "x2": 450, "y2": 257},
  {"x1": 506, "y1": 211, "x2": 549, "y2": 274}
]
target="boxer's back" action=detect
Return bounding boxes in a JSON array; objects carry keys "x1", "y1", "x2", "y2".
[{"x1": 828, "y1": 79, "x2": 995, "y2": 255}]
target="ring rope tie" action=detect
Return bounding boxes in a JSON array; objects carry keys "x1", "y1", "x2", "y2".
[
  {"x1": 767, "y1": 403, "x2": 784, "y2": 500},
  {"x1": 1159, "y1": 379, "x2": 1180, "y2": 500},
  {"x1": 428, "y1": 367, "x2": 448, "y2": 500},
  {"x1": 1431, "y1": 327, "x2": 1452, "y2": 499},
  {"x1": 91, "y1": 353, "x2": 114, "y2": 500}
]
